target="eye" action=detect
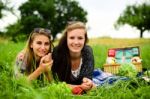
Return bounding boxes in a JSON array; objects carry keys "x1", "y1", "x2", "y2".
[
  {"x1": 78, "y1": 36, "x2": 84, "y2": 40},
  {"x1": 69, "y1": 36, "x2": 75, "y2": 39},
  {"x1": 36, "y1": 41, "x2": 42, "y2": 45},
  {"x1": 45, "y1": 42, "x2": 50, "y2": 46}
]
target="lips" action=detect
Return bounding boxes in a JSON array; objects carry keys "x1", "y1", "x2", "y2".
[
  {"x1": 71, "y1": 47, "x2": 81, "y2": 52},
  {"x1": 38, "y1": 51, "x2": 47, "y2": 56},
  {"x1": 72, "y1": 45, "x2": 81, "y2": 49},
  {"x1": 73, "y1": 47, "x2": 80, "y2": 50}
]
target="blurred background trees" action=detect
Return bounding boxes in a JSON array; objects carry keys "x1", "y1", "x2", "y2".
[
  {"x1": 0, "y1": 0, "x2": 18, "y2": 37},
  {"x1": 2, "y1": 0, "x2": 87, "y2": 42},
  {"x1": 115, "y1": 2, "x2": 150, "y2": 38},
  {"x1": 0, "y1": 0, "x2": 150, "y2": 42},
  {"x1": 0, "y1": 1, "x2": 4, "y2": 18}
]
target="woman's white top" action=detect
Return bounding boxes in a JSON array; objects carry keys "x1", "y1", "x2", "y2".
[{"x1": 71, "y1": 58, "x2": 82, "y2": 77}]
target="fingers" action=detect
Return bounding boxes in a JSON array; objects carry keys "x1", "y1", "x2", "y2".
[
  {"x1": 42, "y1": 60, "x2": 53, "y2": 67},
  {"x1": 80, "y1": 83, "x2": 92, "y2": 91},
  {"x1": 39, "y1": 53, "x2": 53, "y2": 73},
  {"x1": 47, "y1": 53, "x2": 52, "y2": 59},
  {"x1": 83, "y1": 77, "x2": 92, "y2": 85},
  {"x1": 81, "y1": 77, "x2": 93, "y2": 91},
  {"x1": 40, "y1": 53, "x2": 52, "y2": 64},
  {"x1": 83, "y1": 77, "x2": 89, "y2": 83},
  {"x1": 43, "y1": 53, "x2": 52, "y2": 63}
]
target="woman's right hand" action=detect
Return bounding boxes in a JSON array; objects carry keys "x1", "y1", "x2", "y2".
[
  {"x1": 17, "y1": 51, "x2": 25, "y2": 61},
  {"x1": 39, "y1": 53, "x2": 53, "y2": 73},
  {"x1": 27, "y1": 53, "x2": 53, "y2": 81}
]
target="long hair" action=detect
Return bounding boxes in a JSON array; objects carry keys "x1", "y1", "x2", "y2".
[
  {"x1": 23, "y1": 28, "x2": 53, "y2": 75},
  {"x1": 52, "y1": 21, "x2": 88, "y2": 83}
]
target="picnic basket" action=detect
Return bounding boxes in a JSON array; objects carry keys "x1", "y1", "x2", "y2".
[{"x1": 103, "y1": 46, "x2": 142, "y2": 74}]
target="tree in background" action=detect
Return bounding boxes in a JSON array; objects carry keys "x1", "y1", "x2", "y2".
[
  {"x1": 0, "y1": 1, "x2": 4, "y2": 18},
  {"x1": 6, "y1": 0, "x2": 87, "y2": 42},
  {"x1": 0, "y1": 0, "x2": 15, "y2": 35},
  {"x1": 115, "y1": 2, "x2": 150, "y2": 38}
]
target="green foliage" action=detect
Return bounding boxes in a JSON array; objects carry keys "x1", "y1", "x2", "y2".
[
  {"x1": 115, "y1": 2, "x2": 150, "y2": 38},
  {"x1": 141, "y1": 44, "x2": 150, "y2": 69},
  {"x1": 118, "y1": 63, "x2": 137, "y2": 77},
  {"x1": 0, "y1": 41, "x2": 25, "y2": 67},
  {"x1": 0, "y1": 0, "x2": 14, "y2": 19},
  {"x1": 0, "y1": 1, "x2": 4, "y2": 18},
  {"x1": 87, "y1": 78, "x2": 150, "y2": 99},
  {"x1": 5, "y1": 20, "x2": 26, "y2": 42},
  {"x1": 0, "y1": 73, "x2": 72, "y2": 99},
  {"x1": 6, "y1": 0, "x2": 87, "y2": 42},
  {"x1": 91, "y1": 44, "x2": 111, "y2": 69}
]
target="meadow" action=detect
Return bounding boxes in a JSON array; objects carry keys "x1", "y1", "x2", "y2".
[{"x1": 0, "y1": 37, "x2": 150, "y2": 98}]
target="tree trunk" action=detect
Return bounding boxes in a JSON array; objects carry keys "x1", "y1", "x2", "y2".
[{"x1": 140, "y1": 29, "x2": 144, "y2": 38}]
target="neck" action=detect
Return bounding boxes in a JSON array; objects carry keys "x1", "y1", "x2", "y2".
[
  {"x1": 70, "y1": 52, "x2": 81, "y2": 60},
  {"x1": 70, "y1": 52, "x2": 82, "y2": 70}
]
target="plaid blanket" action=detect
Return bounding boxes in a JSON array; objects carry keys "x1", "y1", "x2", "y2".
[{"x1": 92, "y1": 69, "x2": 128, "y2": 87}]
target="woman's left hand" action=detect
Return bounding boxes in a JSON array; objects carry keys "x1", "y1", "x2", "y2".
[{"x1": 80, "y1": 77, "x2": 93, "y2": 91}]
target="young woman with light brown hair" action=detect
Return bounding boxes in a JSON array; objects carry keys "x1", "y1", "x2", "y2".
[{"x1": 15, "y1": 28, "x2": 53, "y2": 83}]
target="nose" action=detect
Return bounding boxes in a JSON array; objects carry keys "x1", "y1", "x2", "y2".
[
  {"x1": 41, "y1": 44, "x2": 46, "y2": 50},
  {"x1": 74, "y1": 39, "x2": 79, "y2": 44}
]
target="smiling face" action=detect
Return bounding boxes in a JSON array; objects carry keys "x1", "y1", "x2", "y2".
[
  {"x1": 67, "y1": 28, "x2": 86, "y2": 54},
  {"x1": 30, "y1": 34, "x2": 50, "y2": 58}
]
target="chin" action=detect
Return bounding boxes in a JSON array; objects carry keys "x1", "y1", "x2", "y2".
[
  {"x1": 38, "y1": 54, "x2": 47, "y2": 57},
  {"x1": 72, "y1": 50, "x2": 81, "y2": 53}
]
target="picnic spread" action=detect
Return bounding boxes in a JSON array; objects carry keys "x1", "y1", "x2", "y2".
[{"x1": 93, "y1": 46, "x2": 150, "y2": 87}]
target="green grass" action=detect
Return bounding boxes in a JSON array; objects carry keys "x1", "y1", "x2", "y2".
[
  {"x1": 0, "y1": 41, "x2": 25, "y2": 65},
  {"x1": 140, "y1": 44, "x2": 150, "y2": 69},
  {"x1": 0, "y1": 38, "x2": 150, "y2": 98},
  {"x1": 91, "y1": 44, "x2": 111, "y2": 69}
]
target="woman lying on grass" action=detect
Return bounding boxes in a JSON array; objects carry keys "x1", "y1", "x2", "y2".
[
  {"x1": 15, "y1": 28, "x2": 54, "y2": 84},
  {"x1": 52, "y1": 21, "x2": 95, "y2": 93}
]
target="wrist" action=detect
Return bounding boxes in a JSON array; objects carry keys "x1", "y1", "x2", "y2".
[
  {"x1": 37, "y1": 66, "x2": 44, "y2": 73},
  {"x1": 78, "y1": 84, "x2": 83, "y2": 89},
  {"x1": 27, "y1": 66, "x2": 43, "y2": 81}
]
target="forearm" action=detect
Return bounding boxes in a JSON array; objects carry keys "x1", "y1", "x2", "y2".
[
  {"x1": 27, "y1": 67, "x2": 43, "y2": 81},
  {"x1": 44, "y1": 71, "x2": 53, "y2": 82},
  {"x1": 67, "y1": 84, "x2": 80, "y2": 89}
]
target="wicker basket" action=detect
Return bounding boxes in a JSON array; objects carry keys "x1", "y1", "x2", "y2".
[
  {"x1": 103, "y1": 62, "x2": 142, "y2": 74},
  {"x1": 104, "y1": 46, "x2": 142, "y2": 74}
]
